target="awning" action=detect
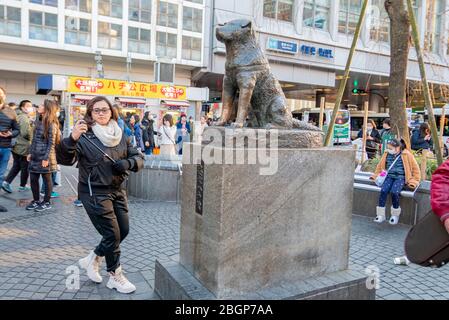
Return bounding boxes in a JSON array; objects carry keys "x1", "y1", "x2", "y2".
[
  {"x1": 116, "y1": 98, "x2": 146, "y2": 104},
  {"x1": 161, "y1": 100, "x2": 190, "y2": 107},
  {"x1": 72, "y1": 94, "x2": 96, "y2": 101}
]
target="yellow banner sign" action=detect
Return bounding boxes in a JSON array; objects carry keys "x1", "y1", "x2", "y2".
[{"x1": 67, "y1": 77, "x2": 187, "y2": 100}]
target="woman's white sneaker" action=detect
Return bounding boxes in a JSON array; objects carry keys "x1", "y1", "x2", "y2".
[
  {"x1": 79, "y1": 251, "x2": 103, "y2": 283},
  {"x1": 106, "y1": 266, "x2": 136, "y2": 294}
]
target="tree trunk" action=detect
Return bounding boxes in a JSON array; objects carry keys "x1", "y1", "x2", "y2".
[{"x1": 385, "y1": 0, "x2": 411, "y2": 148}]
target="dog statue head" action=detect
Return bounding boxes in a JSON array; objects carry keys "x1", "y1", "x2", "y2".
[{"x1": 216, "y1": 19, "x2": 255, "y2": 43}]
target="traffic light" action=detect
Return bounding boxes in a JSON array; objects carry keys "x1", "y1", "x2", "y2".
[{"x1": 352, "y1": 80, "x2": 367, "y2": 95}]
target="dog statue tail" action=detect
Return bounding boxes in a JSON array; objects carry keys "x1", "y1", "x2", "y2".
[{"x1": 292, "y1": 118, "x2": 322, "y2": 132}]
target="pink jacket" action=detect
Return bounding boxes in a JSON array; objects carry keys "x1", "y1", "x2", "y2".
[{"x1": 431, "y1": 160, "x2": 449, "y2": 223}]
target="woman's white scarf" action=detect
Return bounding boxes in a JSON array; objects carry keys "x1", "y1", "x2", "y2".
[{"x1": 92, "y1": 120, "x2": 123, "y2": 147}]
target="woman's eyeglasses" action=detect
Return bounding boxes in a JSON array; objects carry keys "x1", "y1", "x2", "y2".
[{"x1": 92, "y1": 108, "x2": 111, "y2": 115}]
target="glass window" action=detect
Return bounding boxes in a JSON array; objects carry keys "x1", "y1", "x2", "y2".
[
  {"x1": 156, "y1": 31, "x2": 177, "y2": 58},
  {"x1": 128, "y1": 26, "x2": 151, "y2": 54},
  {"x1": 0, "y1": 6, "x2": 21, "y2": 37},
  {"x1": 263, "y1": 0, "x2": 293, "y2": 22},
  {"x1": 29, "y1": 0, "x2": 58, "y2": 7},
  {"x1": 65, "y1": 16, "x2": 91, "y2": 46},
  {"x1": 369, "y1": 0, "x2": 389, "y2": 42},
  {"x1": 182, "y1": 36, "x2": 201, "y2": 61},
  {"x1": 29, "y1": 10, "x2": 58, "y2": 42},
  {"x1": 183, "y1": 6, "x2": 202, "y2": 33},
  {"x1": 129, "y1": 0, "x2": 151, "y2": 23},
  {"x1": 157, "y1": 1, "x2": 178, "y2": 28},
  {"x1": 338, "y1": 0, "x2": 362, "y2": 35},
  {"x1": 65, "y1": 0, "x2": 92, "y2": 13},
  {"x1": 424, "y1": 0, "x2": 444, "y2": 53},
  {"x1": 98, "y1": 21, "x2": 122, "y2": 50},
  {"x1": 184, "y1": 0, "x2": 203, "y2": 3},
  {"x1": 98, "y1": 0, "x2": 123, "y2": 18},
  {"x1": 303, "y1": 0, "x2": 331, "y2": 30}
]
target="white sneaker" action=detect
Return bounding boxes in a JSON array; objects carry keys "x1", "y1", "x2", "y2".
[
  {"x1": 79, "y1": 251, "x2": 103, "y2": 284},
  {"x1": 374, "y1": 207, "x2": 386, "y2": 223},
  {"x1": 106, "y1": 266, "x2": 136, "y2": 294}
]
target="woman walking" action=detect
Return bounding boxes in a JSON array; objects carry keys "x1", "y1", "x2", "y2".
[
  {"x1": 57, "y1": 96, "x2": 144, "y2": 294},
  {"x1": 159, "y1": 114, "x2": 177, "y2": 156},
  {"x1": 357, "y1": 119, "x2": 381, "y2": 159},
  {"x1": 26, "y1": 99, "x2": 60, "y2": 212}
]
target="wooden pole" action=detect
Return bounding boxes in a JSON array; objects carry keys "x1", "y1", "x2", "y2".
[
  {"x1": 421, "y1": 150, "x2": 429, "y2": 181},
  {"x1": 361, "y1": 101, "x2": 369, "y2": 163},
  {"x1": 406, "y1": 0, "x2": 443, "y2": 165},
  {"x1": 440, "y1": 106, "x2": 446, "y2": 156},
  {"x1": 319, "y1": 97, "x2": 326, "y2": 130},
  {"x1": 324, "y1": 0, "x2": 369, "y2": 146}
]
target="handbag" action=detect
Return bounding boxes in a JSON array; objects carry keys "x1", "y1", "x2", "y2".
[
  {"x1": 375, "y1": 153, "x2": 402, "y2": 187},
  {"x1": 405, "y1": 210, "x2": 449, "y2": 268}
]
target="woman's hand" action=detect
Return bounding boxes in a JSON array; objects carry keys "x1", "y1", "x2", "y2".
[
  {"x1": 42, "y1": 160, "x2": 49, "y2": 168},
  {"x1": 71, "y1": 121, "x2": 88, "y2": 141},
  {"x1": 27, "y1": 154, "x2": 31, "y2": 162},
  {"x1": 445, "y1": 219, "x2": 449, "y2": 234},
  {"x1": 145, "y1": 141, "x2": 150, "y2": 147}
]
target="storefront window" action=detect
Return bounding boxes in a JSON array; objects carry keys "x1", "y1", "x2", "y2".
[
  {"x1": 369, "y1": 0, "x2": 389, "y2": 43},
  {"x1": 185, "y1": 0, "x2": 203, "y2": 4},
  {"x1": 98, "y1": 0, "x2": 123, "y2": 19},
  {"x1": 157, "y1": 1, "x2": 178, "y2": 29},
  {"x1": 0, "y1": 6, "x2": 21, "y2": 38},
  {"x1": 156, "y1": 31, "x2": 177, "y2": 58},
  {"x1": 424, "y1": 0, "x2": 444, "y2": 54},
  {"x1": 183, "y1": 6, "x2": 202, "y2": 33},
  {"x1": 29, "y1": 10, "x2": 58, "y2": 42},
  {"x1": 128, "y1": 26, "x2": 151, "y2": 54},
  {"x1": 182, "y1": 36, "x2": 201, "y2": 61},
  {"x1": 338, "y1": 0, "x2": 362, "y2": 35},
  {"x1": 65, "y1": 16, "x2": 91, "y2": 46},
  {"x1": 65, "y1": 0, "x2": 92, "y2": 13},
  {"x1": 263, "y1": 0, "x2": 294, "y2": 22},
  {"x1": 303, "y1": 0, "x2": 331, "y2": 30},
  {"x1": 98, "y1": 21, "x2": 122, "y2": 50},
  {"x1": 30, "y1": 0, "x2": 58, "y2": 7},
  {"x1": 129, "y1": 0, "x2": 151, "y2": 23}
]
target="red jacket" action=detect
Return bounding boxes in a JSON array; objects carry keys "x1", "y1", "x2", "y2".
[{"x1": 431, "y1": 160, "x2": 449, "y2": 223}]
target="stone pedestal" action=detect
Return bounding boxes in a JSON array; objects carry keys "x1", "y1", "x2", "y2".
[{"x1": 154, "y1": 128, "x2": 374, "y2": 300}]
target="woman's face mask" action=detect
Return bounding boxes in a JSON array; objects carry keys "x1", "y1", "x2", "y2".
[{"x1": 367, "y1": 126, "x2": 373, "y2": 131}]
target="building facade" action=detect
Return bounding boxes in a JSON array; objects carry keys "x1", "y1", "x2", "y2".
[
  {"x1": 0, "y1": 0, "x2": 207, "y2": 112},
  {"x1": 198, "y1": 0, "x2": 449, "y2": 116}
]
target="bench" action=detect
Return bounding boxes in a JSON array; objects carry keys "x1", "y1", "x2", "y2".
[{"x1": 353, "y1": 172, "x2": 421, "y2": 225}]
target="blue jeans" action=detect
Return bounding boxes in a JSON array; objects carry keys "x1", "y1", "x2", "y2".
[
  {"x1": 41, "y1": 171, "x2": 57, "y2": 195},
  {"x1": 0, "y1": 147, "x2": 12, "y2": 185},
  {"x1": 145, "y1": 147, "x2": 153, "y2": 155},
  {"x1": 378, "y1": 176, "x2": 405, "y2": 209}
]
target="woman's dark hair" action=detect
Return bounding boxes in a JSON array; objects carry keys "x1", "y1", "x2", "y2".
[
  {"x1": 383, "y1": 119, "x2": 391, "y2": 126},
  {"x1": 134, "y1": 114, "x2": 140, "y2": 123},
  {"x1": 419, "y1": 123, "x2": 430, "y2": 137},
  {"x1": 144, "y1": 111, "x2": 150, "y2": 120},
  {"x1": 19, "y1": 100, "x2": 31, "y2": 110},
  {"x1": 84, "y1": 96, "x2": 118, "y2": 128},
  {"x1": 367, "y1": 119, "x2": 377, "y2": 129},
  {"x1": 163, "y1": 114, "x2": 174, "y2": 127}
]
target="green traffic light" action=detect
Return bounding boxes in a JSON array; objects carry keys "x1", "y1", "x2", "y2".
[{"x1": 354, "y1": 80, "x2": 359, "y2": 87}]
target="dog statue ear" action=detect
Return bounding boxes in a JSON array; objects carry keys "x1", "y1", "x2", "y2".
[{"x1": 241, "y1": 21, "x2": 255, "y2": 37}]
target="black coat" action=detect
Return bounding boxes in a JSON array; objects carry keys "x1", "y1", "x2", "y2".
[
  {"x1": 357, "y1": 128, "x2": 381, "y2": 148},
  {"x1": 142, "y1": 119, "x2": 155, "y2": 147},
  {"x1": 29, "y1": 119, "x2": 58, "y2": 173},
  {"x1": 0, "y1": 107, "x2": 20, "y2": 148},
  {"x1": 57, "y1": 130, "x2": 144, "y2": 194}
]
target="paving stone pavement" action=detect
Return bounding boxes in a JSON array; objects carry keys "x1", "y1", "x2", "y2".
[{"x1": 0, "y1": 166, "x2": 448, "y2": 300}]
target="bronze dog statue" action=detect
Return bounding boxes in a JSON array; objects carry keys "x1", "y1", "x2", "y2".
[{"x1": 215, "y1": 19, "x2": 320, "y2": 131}]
